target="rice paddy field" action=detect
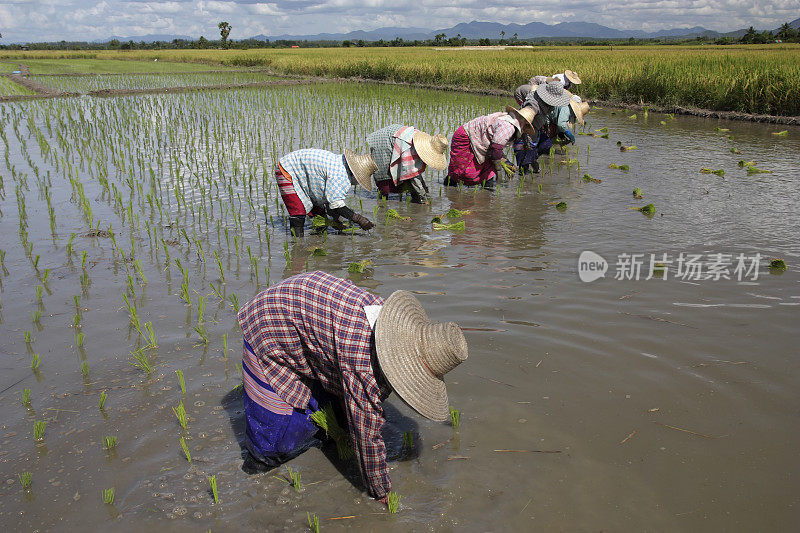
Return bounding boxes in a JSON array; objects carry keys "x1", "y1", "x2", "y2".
[
  {"x1": 28, "y1": 72, "x2": 280, "y2": 94},
  {"x1": 2, "y1": 45, "x2": 800, "y2": 115},
  {"x1": 0, "y1": 67, "x2": 799, "y2": 531},
  {"x1": 0, "y1": 77, "x2": 34, "y2": 96}
]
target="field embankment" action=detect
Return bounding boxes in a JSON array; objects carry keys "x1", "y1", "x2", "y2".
[{"x1": 2, "y1": 46, "x2": 798, "y2": 117}]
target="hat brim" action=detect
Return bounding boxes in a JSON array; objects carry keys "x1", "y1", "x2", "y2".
[
  {"x1": 565, "y1": 70, "x2": 582, "y2": 85},
  {"x1": 505, "y1": 105, "x2": 536, "y2": 136},
  {"x1": 535, "y1": 84, "x2": 571, "y2": 107},
  {"x1": 343, "y1": 148, "x2": 374, "y2": 191},
  {"x1": 374, "y1": 291, "x2": 449, "y2": 422},
  {"x1": 566, "y1": 91, "x2": 586, "y2": 125},
  {"x1": 412, "y1": 131, "x2": 448, "y2": 170}
]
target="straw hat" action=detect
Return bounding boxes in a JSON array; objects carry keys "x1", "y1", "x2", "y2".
[
  {"x1": 566, "y1": 92, "x2": 590, "y2": 125},
  {"x1": 374, "y1": 291, "x2": 468, "y2": 421},
  {"x1": 564, "y1": 70, "x2": 582, "y2": 85},
  {"x1": 343, "y1": 148, "x2": 377, "y2": 191},
  {"x1": 505, "y1": 105, "x2": 536, "y2": 135},
  {"x1": 529, "y1": 75, "x2": 554, "y2": 86},
  {"x1": 536, "y1": 81, "x2": 571, "y2": 107},
  {"x1": 412, "y1": 131, "x2": 449, "y2": 170}
]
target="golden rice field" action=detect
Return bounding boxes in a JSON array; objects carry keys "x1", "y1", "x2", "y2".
[{"x1": 2, "y1": 45, "x2": 799, "y2": 115}]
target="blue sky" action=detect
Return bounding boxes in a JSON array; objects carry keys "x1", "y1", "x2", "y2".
[{"x1": 2, "y1": 0, "x2": 797, "y2": 43}]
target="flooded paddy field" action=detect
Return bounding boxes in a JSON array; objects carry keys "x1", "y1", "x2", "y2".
[
  {"x1": 0, "y1": 82, "x2": 798, "y2": 531},
  {"x1": 28, "y1": 72, "x2": 281, "y2": 95}
]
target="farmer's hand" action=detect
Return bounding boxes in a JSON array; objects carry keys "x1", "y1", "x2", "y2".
[
  {"x1": 351, "y1": 213, "x2": 374, "y2": 231},
  {"x1": 563, "y1": 129, "x2": 576, "y2": 144},
  {"x1": 377, "y1": 495, "x2": 389, "y2": 505}
]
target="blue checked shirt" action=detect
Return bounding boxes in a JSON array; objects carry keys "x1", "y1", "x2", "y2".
[{"x1": 278, "y1": 149, "x2": 353, "y2": 212}]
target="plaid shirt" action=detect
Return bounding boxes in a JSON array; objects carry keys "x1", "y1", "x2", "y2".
[
  {"x1": 278, "y1": 149, "x2": 352, "y2": 212},
  {"x1": 237, "y1": 271, "x2": 392, "y2": 498},
  {"x1": 367, "y1": 124, "x2": 426, "y2": 184}
]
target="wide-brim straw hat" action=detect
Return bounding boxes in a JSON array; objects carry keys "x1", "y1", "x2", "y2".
[
  {"x1": 374, "y1": 291, "x2": 468, "y2": 421},
  {"x1": 343, "y1": 148, "x2": 377, "y2": 191},
  {"x1": 566, "y1": 91, "x2": 590, "y2": 125},
  {"x1": 536, "y1": 81, "x2": 571, "y2": 107},
  {"x1": 565, "y1": 70, "x2": 582, "y2": 85},
  {"x1": 505, "y1": 105, "x2": 537, "y2": 135},
  {"x1": 412, "y1": 131, "x2": 449, "y2": 170},
  {"x1": 529, "y1": 75, "x2": 554, "y2": 86}
]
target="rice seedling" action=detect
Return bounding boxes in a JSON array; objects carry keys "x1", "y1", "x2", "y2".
[
  {"x1": 34, "y1": 285, "x2": 43, "y2": 300},
  {"x1": 730, "y1": 147, "x2": 741, "y2": 154},
  {"x1": 310, "y1": 404, "x2": 354, "y2": 460},
  {"x1": 180, "y1": 436, "x2": 192, "y2": 462},
  {"x1": 432, "y1": 220, "x2": 466, "y2": 231},
  {"x1": 445, "y1": 208, "x2": 471, "y2": 219},
  {"x1": 81, "y1": 360, "x2": 89, "y2": 377},
  {"x1": 387, "y1": 491, "x2": 402, "y2": 514},
  {"x1": 122, "y1": 293, "x2": 141, "y2": 332},
  {"x1": 176, "y1": 369, "x2": 186, "y2": 394},
  {"x1": 102, "y1": 487, "x2": 115, "y2": 505},
  {"x1": 700, "y1": 168, "x2": 725, "y2": 176},
  {"x1": 41, "y1": 268, "x2": 51, "y2": 285},
  {"x1": 619, "y1": 145, "x2": 637, "y2": 152},
  {"x1": 209, "y1": 475, "x2": 220, "y2": 504},
  {"x1": 33, "y1": 255, "x2": 41, "y2": 269},
  {"x1": 630, "y1": 203, "x2": 656, "y2": 216},
  {"x1": 273, "y1": 466, "x2": 302, "y2": 492},
  {"x1": 307, "y1": 512, "x2": 320, "y2": 533},
  {"x1": 96, "y1": 391, "x2": 108, "y2": 412},
  {"x1": 555, "y1": 201, "x2": 568, "y2": 211},
  {"x1": 581, "y1": 174, "x2": 602, "y2": 184},
  {"x1": 33, "y1": 419, "x2": 46, "y2": 441},
  {"x1": 608, "y1": 164, "x2": 629, "y2": 171},
  {"x1": 310, "y1": 247, "x2": 327, "y2": 257},
  {"x1": 228, "y1": 293, "x2": 240, "y2": 313},
  {"x1": 21, "y1": 388, "x2": 32, "y2": 406},
  {"x1": 449, "y1": 406, "x2": 461, "y2": 428},
  {"x1": 769, "y1": 258, "x2": 787, "y2": 272},
  {"x1": 633, "y1": 187, "x2": 644, "y2": 199},
  {"x1": 143, "y1": 322, "x2": 157, "y2": 348},
  {"x1": 745, "y1": 164, "x2": 772, "y2": 174},
  {"x1": 173, "y1": 401, "x2": 188, "y2": 429},
  {"x1": 347, "y1": 259, "x2": 373, "y2": 274},
  {"x1": 31, "y1": 309, "x2": 42, "y2": 324},
  {"x1": 222, "y1": 333, "x2": 228, "y2": 360},
  {"x1": 402, "y1": 431, "x2": 414, "y2": 452},
  {"x1": 18, "y1": 471, "x2": 32, "y2": 490},
  {"x1": 31, "y1": 353, "x2": 41, "y2": 371},
  {"x1": 386, "y1": 208, "x2": 410, "y2": 223},
  {"x1": 76, "y1": 331, "x2": 85, "y2": 348},
  {"x1": 628, "y1": 114, "x2": 637, "y2": 119},
  {"x1": 772, "y1": 130, "x2": 788, "y2": 136},
  {"x1": 129, "y1": 348, "x2": 152, "y2": 374},
  {"x1": 103, "y1": 436, "x2": 117, "y2": 449}
]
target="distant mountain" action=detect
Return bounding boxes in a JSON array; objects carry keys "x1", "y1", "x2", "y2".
[
  {"x1": 252, "y1": 20, "x2": 722, "y2": 42},
  {"x1": 94, "y1": 34, "x2": 193, "y2": 43}
]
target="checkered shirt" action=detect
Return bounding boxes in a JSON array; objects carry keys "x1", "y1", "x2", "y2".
[
  {"x1": 237, "y1": 271, "x2": 392, "y2": 498},
  {"x1": 278, "y1": 149, "x2": 352, "y2": 212},
  {"x1": 367, "y1": 124, "x2": 426, "y2": 184}
]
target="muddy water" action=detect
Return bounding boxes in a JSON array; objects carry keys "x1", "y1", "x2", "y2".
[{"x1": 0, "y1": 83, "x2": 798, "y2": 531}]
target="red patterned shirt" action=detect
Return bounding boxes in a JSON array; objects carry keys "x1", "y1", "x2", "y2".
[{"x1": 237, "y1": 271, "x2": 391, "y2": 498}]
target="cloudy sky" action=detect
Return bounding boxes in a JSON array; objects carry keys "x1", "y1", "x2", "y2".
[{"x1": 2, "y1": 0, "x2": 797, "y2": 43}]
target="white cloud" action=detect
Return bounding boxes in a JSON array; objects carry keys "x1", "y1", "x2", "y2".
[{"x1": 2, "y1": 0, "x2": 797, "y2": 43}]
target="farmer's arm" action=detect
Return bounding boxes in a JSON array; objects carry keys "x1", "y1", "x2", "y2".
[
  {"x1": 340, "y1": 369, "x2": 391, "y2": 499},
  {"x1": 325, "y1": 166, "x2": 374, "y2": 230}
]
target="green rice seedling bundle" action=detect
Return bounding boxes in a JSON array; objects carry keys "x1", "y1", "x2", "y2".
[
  {"x1": 173, "y1": 401, "x2": 188, "y2": 429},
  {"x1": 445, "y1": 208, "x2": 471, "y2": 219},
  {"x1": 387, "y1": 491, "x2": 402, "y2": 514},
  {"x1": 310, "y1": 404, "x2": 354, "y2": 460},
  {"x1": 31, "y1": 353, "x2": 41, "y2": 371},
  {"x1": 21, "y1": 388, "x2": 31, "y2": 406},
  {"x1": 180, "y1": 437, "x2": 192, "y2": 462},
  {"x1": 633, "y1": 188, "x2": 644, "y2": 199},
  {"x1": 18, "y1": 471, "x2": 32, "y2": 490},
  {"x1": 307, "y1": 512, "x2": 320, "y2": 533},
  {"x1": 608, "y1": 164, "x2": 629, "y2": 171},
  {"x1": 630, "y1": 204, "x2": 656, "y2": 216},
  {"x1": 582, "y1": 174, "x2": 602, "y2": 183},
  {"x1": 209, "y1": 475, "x2": 220, "y2": 504},
  {"x1": 33, "y1": 420, "x2": 46, "y2": 441},
  {"x1": 99, "y1": 390, "x2": 108, "y2": 410},
  {"x1": 129, "y1": 348, "x2": 152, "y2": 374},
  {"x1": 102, "y1": 487, "x2": 115, "y2": 505},
  {"x1": 385, "y1": 208, "x2": 410, "y2": 222},
  {"x1": 347, "y1": 259, "x2": 373, "y2": 274},
  {"x1": 449, "y1": 406, "x2": 461, "y2": 428},
  {"x1": 770, "y1": 258, "x2": 787, "y2": 272},
  {"x1": 700, "y1": 168, "x2": 725, "y2": 176},
  {"x1": 103, "y1": 436, "x2": 117, "y2": 449},
  {"x1": 432, "y1": 221, "x2": 466, "y2": 231},
  {"x1": 176, "y1": 369, "x2": 186, "y2": 394}
]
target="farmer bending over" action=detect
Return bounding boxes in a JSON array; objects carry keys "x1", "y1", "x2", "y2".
[
  {"x1": 237, "y1": 271, "x2": 468, "y2": 503},
  {"x1": 275, "y1": 148, "x2": 377, "y2": 237},
  {"x1": 366, "y1": 124, "x2": 449, "y2": 204}
]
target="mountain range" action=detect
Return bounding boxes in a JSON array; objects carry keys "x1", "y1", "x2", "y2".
[{"x1": 97, "y1": 17, "x2": 800, "y2": 44}]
